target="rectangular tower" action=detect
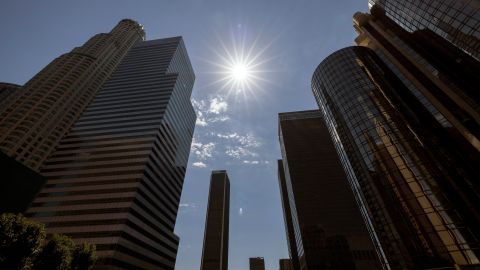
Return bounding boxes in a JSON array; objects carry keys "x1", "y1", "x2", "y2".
[
  {"x1": 278, "y1": 110, "x2": 382, "y2": 270},
  {"x1": 249, "y1": 257, "x2": 265, "y2": 270},
  {"x1": 25, "y1": 36, "x2": 196, "y2": 270},
  {"x1": 200, "y1": 170, "x2": 230, "y2": 270}
]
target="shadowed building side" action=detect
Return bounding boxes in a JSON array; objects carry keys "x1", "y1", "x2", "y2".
[
  {"x1": 250, "y1": 257, "x2": 265, "y2": 270},
  {"x1": 0, "y1": 19, "x2": 145, "y2": 171},
  {"x1": 25, "y1": 36, "x2": 196, "y2": 270},
  {"x1": 278, "y1": 110, "x2": 382, "y2": 270},
  {"x1": 200, "y1": 170, "x2": 230, "y2": 270}
]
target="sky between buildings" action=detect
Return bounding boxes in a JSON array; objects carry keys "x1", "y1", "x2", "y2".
[{"x1": 0, "y1": 1, "x2": 367, "y2": 269}]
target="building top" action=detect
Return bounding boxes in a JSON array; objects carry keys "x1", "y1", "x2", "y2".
[{"x1": 278, "y1": 110, "x2": 322, "y2": 121}]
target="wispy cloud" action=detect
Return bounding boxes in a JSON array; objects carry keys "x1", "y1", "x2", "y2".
[
  {"x1": 179, "y1": 203, "x2": 198, "y2": 213},
  {"x1": 239, "y1": 207, "x2": 244, "y2": 216},
  {"x1": 243, "y1": 160, "x2": 259, "y2": 164},
  {"x1": 192, "y1": 97, "x2": 230, "y2": 127},
  {"x1": 191, "y1": 139, "x2": 216, "y2": 160}
]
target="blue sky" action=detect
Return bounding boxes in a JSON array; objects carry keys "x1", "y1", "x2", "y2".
[{"x1": 0, "y1": 1, "x2": 367, "y2": 269}]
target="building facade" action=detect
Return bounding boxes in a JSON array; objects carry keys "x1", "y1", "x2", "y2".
[
  {"x1": 279, "y1": 259, "x2": 294, "y2": 270},
  {"x1": 250, "y1": 257, "x2": 265, "y2": 270},
  {"x1": 367, "y1": 0, "x2": 480, "y2": 61},
  {"x1": 200, "y1": 170, "x2": 230, "y2": 270},
  {"x1": 277, "y1": 160, "x2": 300, "y2": 270},
  {"x1": 312, "y1": 46, "x2": 480, "y2": 269},
  {"x1": 25, "y1": 36, "x2": 196, "y2": 270},
  {"x1": 278, "y1": 110, "x2": 382, "y2": 270},
  {"x1": 0, "y1": 20, "x2": 145, "y2": 171}
]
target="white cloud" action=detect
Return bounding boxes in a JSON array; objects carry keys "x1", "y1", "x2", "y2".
[
  {"x1": 243, "y1": 160, "x2": 260, "y2": 164},
  {"x1": 239, "y1": 207, "x2": 244, "y2": 216},
  {"x1": 208, "y1": 97, "x2": 228, "y2": 114},
  {"x1": 192, "y1": 162, "x2": 207, "y2": 168},
  {"x1": 225, "y1": 146, "x2": 258, "y2": 159},
  {"x1": 191, "y1": 139, "x2": 215, "y2": 160},
  {"x1": 179, "y1": 203, "x2": 198, "y2": 213},
  {"x1": 196, "y1": 118, "x2": 208, "y2": 127}
]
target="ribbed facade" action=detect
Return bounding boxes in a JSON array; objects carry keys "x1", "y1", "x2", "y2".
[
  {"x1": 312, "y1": 46, "x2": 479, "y2": 269},
  {"x1": 200, "y1": 170, "x2": 230, "y2": 270},
  {"x1": 368, "y1": 0, "x2": 480, "y2": 61},
  {"x1": 278, "y1": 110, "x2": 382, "y2": 270},
  {"x1": 26, "y1": 36, "x2": 196, "y2": 270},
  {"x1": 0, "y1": 20, "x2": 145, "y2": 171}
]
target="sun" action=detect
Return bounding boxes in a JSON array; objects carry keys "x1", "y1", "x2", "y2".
[{"x1": 230, "y1": 62, "x2": 250, "y2": 82}]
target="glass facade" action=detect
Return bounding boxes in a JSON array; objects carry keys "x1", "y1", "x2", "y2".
[
  {"x1": 368, "y1": 0, "x2": 480, "y2": 61},
  {"x1": 278, "y1": 110, "x2": 382, "y2": 270},
  {"x1": 312, "y1": 46, "x2": 480, "y2": 269},
  {"x1": 26, "y1": 37, "x2": 196, "y2": 270}
]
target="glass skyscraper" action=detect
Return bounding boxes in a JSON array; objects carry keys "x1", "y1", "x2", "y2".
[
  {"x1": 312, "y1": 46, "x2": 479, "y2": 269},
  {"x1": 278, "y1": 110, "x2": 382, "y2": 270},
  {"x1": 24, "y1": 33, "x2": 196, "y2": 269}
]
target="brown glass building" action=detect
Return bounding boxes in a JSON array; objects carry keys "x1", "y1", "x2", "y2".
[
  {"x1": 312, "y1": 46, "x2": 480, "y2": 269},
  {"x1": 200, "y1": 170, "x2": 230, "y2": 270},
  {"x1": 25, "y1": 35, "x2": 196, "y2": 269},
  {"x1": 250, "y1": 257, "x2": 265, "y2": 270},
  {"x1": 278, "y1": 110, "x2": 382, "y2": 270},
  {"x1": 0, "y1": 20, "x2": 145, "y2": 171}
]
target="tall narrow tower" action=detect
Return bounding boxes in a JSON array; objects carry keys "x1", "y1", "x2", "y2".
[
  {"x1": 0, "y1": 20, "x2": 145, "y2": 171},
  {"x1": 200, "y1": 170, "x2": 230, "y2": 270},
  {"x1": 26, "y1": 35, "x2": 196, "y2": 270}
]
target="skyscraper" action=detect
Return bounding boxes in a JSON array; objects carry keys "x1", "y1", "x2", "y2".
[
  {"x1": 353, "y1": 4, "x2": 480, "y2": 158},
  {"x1": 250, "y1": 257, "x2": 265, "y2": 270},
  {"x1": 279, "y1": 259, "x2": 293, "y2": 270},
  {"x1": 200, "y1": 170, "x2": 230, "y2": 270},
  {"x1": 278, "y1": 110, "x2": 382, "y2": 270},
  {"x1": 0, "y1": 20, "x2": 145, "y2": 171},
  {"x1": 277, "y1": 160, "x2": 300, "y2": 270},
  {"x1": 25, "y1": 33, "x2": 196, "y2": 269},
  {"x1": 312, "y1": 46, "x2": 480, "y2": 269},
  {"x1": 367, "y1": 0, "x2": 480, "y2": 61}
]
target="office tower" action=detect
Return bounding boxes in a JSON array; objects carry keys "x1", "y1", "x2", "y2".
[
  {"x1": 279, "y1": 259, "x2": 293, "y2": 270},
  {"x1": 353, "y1": 5, "x2": 480, "y2": 162},
  {"x1": 200, "y1": 170, "x2": 230, "y2": 270},
  {"x1": 312, "y1": 46, "x2": 480, "y2": 269},
  {"x1": 250, "y1": 257, "x2": 265, "y2": 270},
  {"x1": 278, "y1": 110, "x2": 382, "y2": 270},
  {"x1": 277, "y1": 160, "x2": 300, "y2": 270},
  {"x1": 0, "y1": 82, "x2": 20, "y2": 109},
  {"x1": 0, "y1": 19, "x2": 145, "y2": 171},
  {"x1": 367, "y1": 0, "x2": 480, "y2": 61},
  {"x1": 26, "y1": 35, "x2": 196, "y2": 270}
]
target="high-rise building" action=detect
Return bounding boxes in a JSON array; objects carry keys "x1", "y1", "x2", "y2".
[
  {"x1": 200, "y1": 170, "x2": 230, "y2": 270},
  {"x1": 0, "y1": 19, "x2": 145, "y2": 171},
  {"x1": 277, "y1": 160, "x2": 300, "y2": 270},
  {"x1": 250, "y1": 257, "x2": 265, "y2": 270},
  {"x1": 0, "y1": 82, "x2": 20, "y2": 110},
  {"x1": 279, "y1": 258, "x2": 293, "y2": 270},
  {"x1": 25, "y1": 34, "x2": 196, "y2": 269},
  {"x1": 278, "y1": 110, "x2": 382, "y2": 270},
  {"x1": 353, "y1": 4, "x2": 480, "y2": 160},
  {"x1": 312, "y1": 46, "x2": 480, "y2": 269},
  {"x1": 367, "y1": 0, "x2": 480, "y2": 61}
]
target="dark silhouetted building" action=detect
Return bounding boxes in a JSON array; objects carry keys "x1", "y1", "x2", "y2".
[
  {"x1": 312, "y1": 46, "x2": 480, "y2": 269},
  {"x1": 277, "y1": 160, "x2": 300, "y2": 270},
  {"x1": 250, "y1": 257, "x2": 265, "y2": 270},
  {"x1": 278, "y1": 110, "x2": 382, "y2": 270},
  {"x1": 200, "y1": 170, "x2": 230, "y2": 270},
  {"x1": 0, "y1": 20, "x2": 145, "y2": 171},
  {"x1": 279, "y1": 259, "x2": 293, "y2": 270},
  {"x1": 25, "y1": 34, "x2": 196, "y2": 269},
  {"x1": 0, "y1": 82, "x2": 20, "y2": 110}
]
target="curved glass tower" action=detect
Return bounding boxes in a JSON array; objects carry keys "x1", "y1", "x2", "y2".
[{"x1": 312, "y1": 46, "x2": 480, "y2": 269}]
